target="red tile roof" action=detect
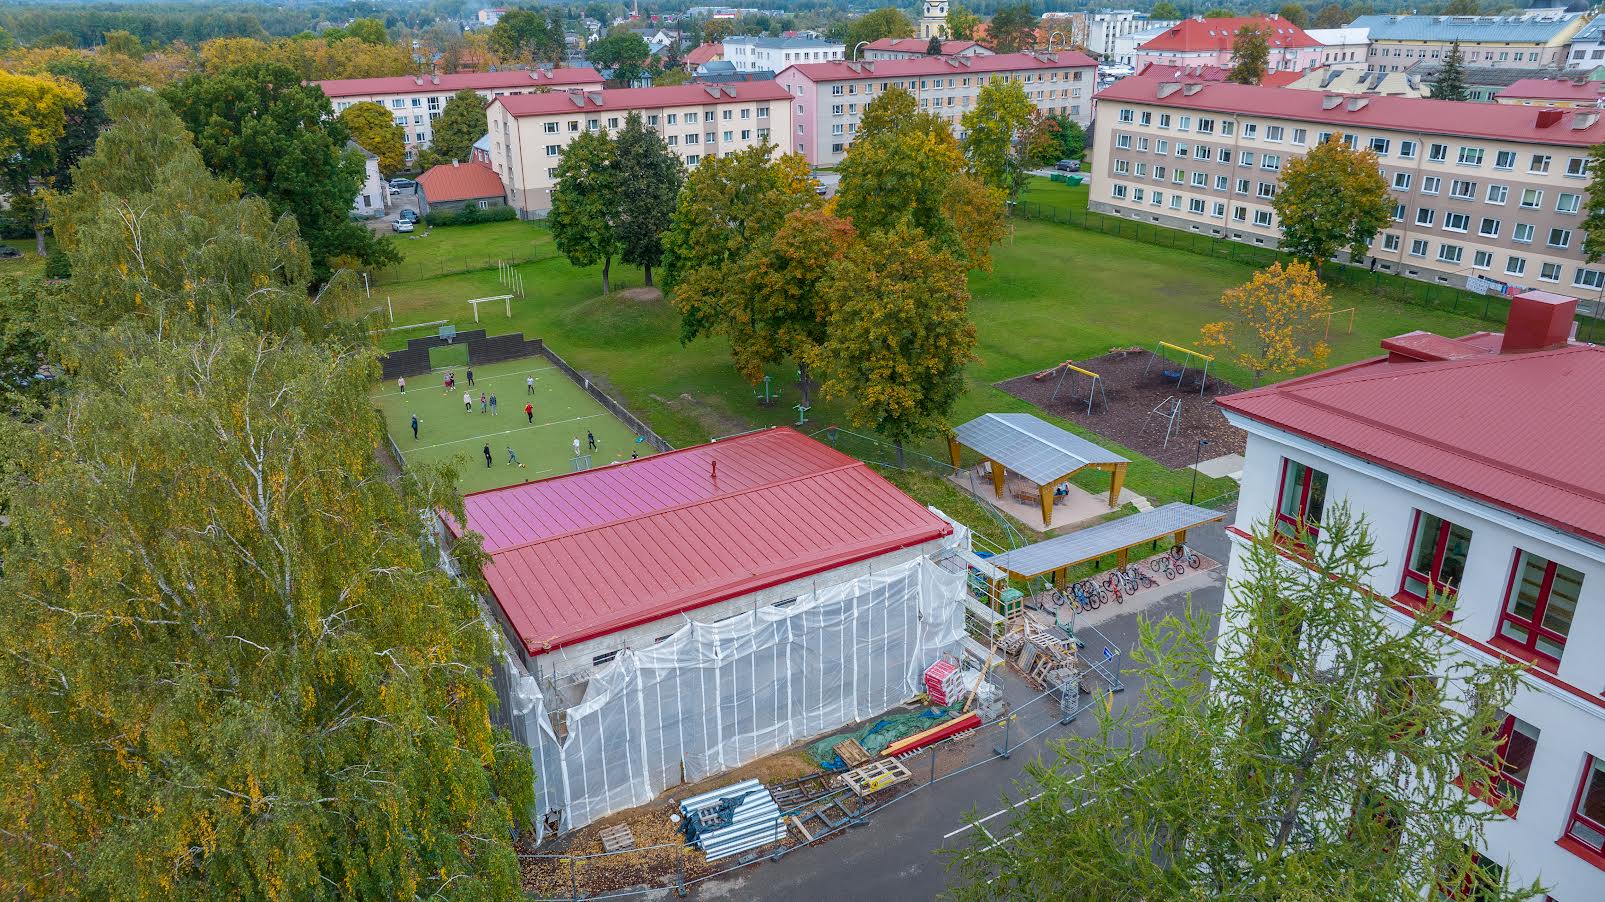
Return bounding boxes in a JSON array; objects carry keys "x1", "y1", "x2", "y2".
[
  {"x1": 1218, "y1": 339, "x2": 1605, "y2": 546},
  {"x1": 417, "y1": 161, "x2": 504, "y2": 203},
  {"x1": 1096, "y1": 75, "x2": 1605, "y2": 147},
  {"x1": 685, "y1": 41, "x2": 723, "y2": 65},
  {"x1": 492, "y1": 82, "x2": 792, "y2": 117},
  {"x1": 1138, "y1": 16, "x2": 1319, "y2": 52},
  {"x1": 1498, "y1": 77, "x2": 1605, "y2": 102},
  {"x1": 316, "y1": 67, "x2": 603, "y2": 98},
  {"x1": 447, "y1": 428, "x2": 952, "y2": 656},
  {"x1": 865, "y1": 37, "x2": 987, "y2": 55},
  {"x1": 783, "y1": 50, "x2": 1096, "y2": 83}
]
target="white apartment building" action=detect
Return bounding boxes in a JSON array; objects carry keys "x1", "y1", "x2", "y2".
[
  {"x1": 1088, "y1": 9, "x2": 1179, "y2": 59},
  {"x1": 317, "y1": 69, "x2": 604, "y2": 162},
  {"x1": 484, "y1": 82, "x2": 791, "y2": 217},
  {"x1": 1306, "y1": 26, "x2": 1371, "y2": 69},
  {"x1": 1112, "y1": 24, "x2": 1169, "y2": 69},
  {"x1": 1354, "y1": 13, "x2": 1589, "y2": 72},
  {"x1": 1090, "y1": 77, "x2": 1605, "y2": 294},
  {"x1": 722, "y1": 35, "x2": 843, "y2": 72},
  {"x1": 775, "y1": 51, "x2": 1098, "y2": 166},
  {"x1": 1565, "y1": 18, "x2": 1605, "y2": 70},
  {"x1": 1217, "y1": 291, "x2": 1605, "y2": 901}
]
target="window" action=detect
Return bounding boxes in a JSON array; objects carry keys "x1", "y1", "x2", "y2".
[
  {"x1": 1416, "y1": 207, "x2": 1436, "y2": 227},
  {"x1": 1211, "y1": 201, "x2": 1225, "y2": 217},
  {"x1": 1393, "y1": 172, "x2": 1412, "y2": 190},
  {"x1": 1112, "y1": 183, "x2": 1128, "y2": 199},
  {"x1": 1154, "y1": 165, "x2": 1167, "y2": 180},
  {"x1": 1494, "y1": 150, "x2": 1516, "y2": 170},
  {"x1": 1567, "y1": 757, "x2": 1605, "y2": 856},
  {"x1": 1189, "y1": 197, "x2": 1206, "y2": 214},
  {"x1": 1199, "y1": 117, "x2": 1215, "y2": 134},
  {"x1": 1410, "y1": 238, "x2": 1429, "y2": 257},
  {"x1": 1558, "y1": 193, "x2": 1581, "y2": 214},
  {"x1": 592, "y1": 650, "x2": 617, "y2": 667},
  {"x1": 1176, "y1": 142, "x2": 1189, "y2": 158},
  {"x1": 1221, "y1": 149, "x2": 1233, "y2": 165},
  {"x1": 1421, "y1": 176, "x2": 1441, "y2": 195},
  {"x1": 1220, "y1": 120, "x2": 1235, "y2": 136},
  {"x1": 1513, "y1": 223, "x2": 1534, "y2": 243},
  {"x1": 1400, "y1": 512, "x2": 1472, "y2": 605},
  {"x1": 1257, "y1": 182, "x2": 1276, "y2": 199},
  {"x1": 1479, "y1": 218, "x2": 1501, "y2": 238},
  {"x1": 1541, "y1": 262, "x2": 1562, "y2": 282},
  {"x1": 1215, "y1": 174, "x2": 1229, "y2": 191},
  {"x1": 1529, "y1": 154, "x2": 1551, "y2": 174},
  {"x1": 1261, "y1": 154, "x2": 1281, "y2": 171},
  {"x1": 1474, "y1": 250, "x2": 1492, "y2": 270},
  {"x1": 1392, "y1": 203, "x2": 1406, "y2": 222},
  {"x1": 1567, "y1": 156, "x2": 1589, "y2": 177},
  {"x1": 1495, "y1": 550, "x2": 1581, "y2": 665},
  {"x1": 1156, "y1": 139, "x2": 1170, "y2": 155},
  {"x1": 1254, "y1": 209, "x2": 1273, "y2": 226},
  {"x1": 1445, "y1": 212, "x2": 1469, "y2": 232},
  {"x1": 1191, "y1": 171, "x2": 1207, "y2": 187},
  {"x1": 543, "y1": 121, "x2": 558, "y2": 134},
  {"x1": 1548, "y1": 228, "x2": 1572, "y2": 249},
  {"x1": 1243, "y1": 123, "x2": 1258, "y2": 139},
  {"x1": 1233, "y1": 205, "x2": 1247, "y2": 222},
  {"x1": 1450, "y1": 180, "x2": 1476, "y2": 199},
  {"x1": 1486, "y1": 184, "x2": 1508, "y2": 205},
  {"x1": 1383, "y1": 233, "x2": 1401, "y2": 251},
  {"x1": 1275, "y1": 459, "x2": 1329, "y2": 542},
  {"x1": 1292, "y1": 128, "x2": 1307, "y2": 144},
  {"x1": 1399, "y1": 140, "x2": 1418, "y2": 159},
  {"x1": 1158, "y1": 112, "x2": 1172, "y2": 129},
  {"x1": 1506, "y1": 256, "x2": 1526, "y2": 276},
  {"x1": 1239, "y1": 151, "x2": 1254, "y2": 167},
  {"x1": 1265, "y1": 125, "x2": 1284, "y2": 142},
  {"x1": 1195, "y1": 146, "x2": 1213, "y2": 161},
  {"x1": 1577, "y1": 268, "x2": 1605, "y2": 290},
  {"x1": 1114, "y1": 159, "x2": 1131, "y2": 175},
  {"x1": 1236, "y1": 178, "x2": 1250, "y2": 194},
  {"x1": 1151, "y1": 190, "x2": 1163, "y2": 207},
  {"x1": 1118, "y1": 108, "x2": 1135, "y2": 123},
  {"x1": 545, "y1": 167, "x2": 558, "y2": 179},
  {"x1": 1117, "y1": 134, "x2": 1133, "y2": 149},
  {"x1": 1370, "y1": 137, "x2": 1391, "y2": 155},
  {"x1": 1438, "y1": 243, "x2": 1463, "y2": 264},
  {"x1": 1520, "y1": 189, "x2": 1542, "y2": 209},
  {"x1": 1428, "y1": 143, "x2": 1448, "y2": 162},
  {"x1": 1457, "y1": 147, "x2": 1484, "y2": 166},
  {"x1": 1173, "y1": 169, "x2": 1184, "y2": 184},
  {"x1": 685, "y1": 154, "x2": 700, "y2": 166}
]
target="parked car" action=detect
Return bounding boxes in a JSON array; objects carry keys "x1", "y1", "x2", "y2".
[
  {"x1": 387, "y1": 186, "x2": 402, "y2": 197},
  {"x1": 398, "y1": 209, "x2": 418, "y2": 224},
  {"x1": 0, "y1": 245, "x2": 21, "y2": 259},
  {"x1": 392, "y1": 219, "x2": 415, "y2": 233},
  {"x1": 388, "y1": 178, "x2": 416, "y2": 189},
  {"x1": 1055, "y1": 159, "x2": 1081, "y2": 173}
]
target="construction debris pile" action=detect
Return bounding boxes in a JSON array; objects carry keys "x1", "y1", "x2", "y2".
[
  {"x1": 1000, "y1": 618, "x2": 1088, "y2": 707},
  {"x1": 678, "y1": 780, "x2": 784, "y2": 862}
]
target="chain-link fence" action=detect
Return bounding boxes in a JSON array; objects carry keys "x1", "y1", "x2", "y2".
[
  {"x1": 364, "y1": 251, "x2": 554, "y2": 287},
  {"x1": 1009, "y1": 200, "x2": 1605, "y2": 344}
]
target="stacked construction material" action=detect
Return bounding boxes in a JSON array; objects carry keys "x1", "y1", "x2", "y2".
[
  {"x1": 678, "y1": 780, "x2": 784, "y2": 862},
  {"x1": 883, "y1": 712, "x2": 982, "y2": 758},
  {"x1": 923, "y1": 660, "x2": 961, "y2": 705}
]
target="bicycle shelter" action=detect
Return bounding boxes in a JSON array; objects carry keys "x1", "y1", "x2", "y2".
[
  {"x1": 986, "y1": 502, "x2": 1226, "y2": 589},
  {"x1": 948, "y1": 413, "x2": 1130, "y2": 528}
]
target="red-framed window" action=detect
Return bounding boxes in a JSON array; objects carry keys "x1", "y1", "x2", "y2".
[
  {"x1": 1566, "y1": 755, "x2": 1605, "y2": 856},
  {"x1": 1400, "y1": 511, "x2": 1473, "y2": 607},
  {"x1": 1493, "y1": 550, "x2": 1582, "y2": 667},
  {"x1": 1436, "y1": 851, "x2": 1504, "y2": 900},
  {"x1": 1275, "y1": 458, "x2": 1329, "y2": 543},
  {"x1": 1467, "y1": 713, "x2": 1539, "y2": 814}
]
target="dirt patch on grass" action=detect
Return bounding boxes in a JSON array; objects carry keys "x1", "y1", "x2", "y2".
[
  {"x1": 614, "y1": 286, "x2": 664, "y2": 303},
  {"x1": 650, "y1": 391, "x2": 749, "y2": 441},
  {"x1": 995, "y1": 348, "x2": 1246, "y2": 468}
]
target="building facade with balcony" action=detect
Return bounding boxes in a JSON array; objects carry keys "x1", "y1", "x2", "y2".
[
  {"x1": 1089, "y1": 77, "x2": 1605, "y2": 294},
  {"x1": 1354, "y1": 13, "x2": 1589, "y2": 73},
  {"x1": 484, "y1": 83, "x2": 791, "y2": 218},
  {"x1": 1215, "y1": 291, "x2": 1605, "y2": 901},
  {"x1": 1133, "y1": 15, "x2": 1325, "y2": 73},
  {"x1": 774, "y1": 51, "x2": 1096, "y2": 166},
  {"x1": 1088, "y1": 10, "x2": 1179, "y2": 60},
  {"x1": 317, "y1": 69, "x2": 604, "y2": 162}
]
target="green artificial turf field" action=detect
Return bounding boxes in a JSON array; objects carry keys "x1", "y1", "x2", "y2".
[{"x1": 373, "y1": 356, "x2": 654, "y2": 494}]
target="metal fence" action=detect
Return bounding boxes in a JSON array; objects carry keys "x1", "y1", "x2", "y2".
[
  {"x1": 539, "y1": 346, "x2": 674, "y2": 453},
  {"x1": 1009, "y1": 200, "x2": 1605, "y2": 343},
  {"x1": 365, "y1": 251, "x2": 553, "y2": 287}
]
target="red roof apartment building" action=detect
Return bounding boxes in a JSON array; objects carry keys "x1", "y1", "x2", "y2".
[
  {"x1": 1090, "y1": 76, "x2": 1605, "y2": 294},
  {"x1": 1217, "y1": 290, "x2": 1605, "y2": 898},
  {"x1": 1132, "y1": 15, "x2": 1324, "y2": 73}
]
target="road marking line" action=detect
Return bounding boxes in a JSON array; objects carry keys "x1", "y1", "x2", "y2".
[
  {"x1": 942, "y1": 791, "x2": 1046, "y2": 840},
  {"x1": 399, "y1": 413, "x2": 609, "y2": 453}
]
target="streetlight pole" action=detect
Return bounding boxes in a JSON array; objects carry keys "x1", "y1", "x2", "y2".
[
  {"x1": 1048, "y1": 30, "x2": 1066, "y2": 53},
  {"x1": 854, "y1": 40, "x2": 869, "y2": 60},
  {"x1": 1188, "y1": 439, "x2": 1210, "y2": 506}
]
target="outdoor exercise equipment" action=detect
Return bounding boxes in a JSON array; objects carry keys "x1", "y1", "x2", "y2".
[
  {"x1": 466, "y1": 295, "x2": 514, "y2": 322},
  {"x1": 1144, "y1": 396, "x2": 1183, "y2": 450},
  {"x1": 497, "y1": 260, "x2": 526, "y2": 298},
  {"x1": 793, "y1": 403, "x2": 810, "y2": 426},
  {"x1": 754, "y1": 375, "x2": 778, "y2": 407},
  {"x1": 1316, "y1": 307, "x2": 1357, "y2": 340},
  {"x1": 1047, "y1": 360, "x2": 1109, "y2": 415},
  {"x1": 1143, "y1": 341, "x2": 1213, "y2": 397}
]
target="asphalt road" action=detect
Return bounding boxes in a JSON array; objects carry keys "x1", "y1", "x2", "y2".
[{"x1": 684, "y1": 516, "x2": 1234, "y2": 902}]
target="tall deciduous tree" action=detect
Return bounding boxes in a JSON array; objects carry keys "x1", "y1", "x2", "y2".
[
  {"x1": 549, "y1": 130, "x2": 622, "y2": 294},
  {"x1": 1200, "y1": 261, "x2": 1333, "y2": 385},
  {"x1": 985, "y1": 3, "x2": 1039, "y2": 53},
  {"x1": 162, "y1": 63, "x2": 399, "y2": 280},
  {"x1": 338, "y1": 101, "x2": 406, "y2": 178},
  {"x1": 1229, "y1": 24, "x2": 1270, "y2": 84},
  {"x1": 948, "y1": 506, "x2": 1538, "y2": 902},
  {"x1": 1272, "y1": 136, "x2": 1392, "y2": 270},
  {"x1": 613, "y1": 113, "x2": 683, "y2": 287},
  {"x1": 1579, "y1": 143, "x2": 1605, "y2": 263},
  {"x1": 0, "y1": 323, "x2": 532, "y2": 900},
  {"x1": 0, "y1": 276, "x2": 52, "y2": 415},
  {"x1": 589, "y1": 31, "x2": 651, "y2": 84},
  {"x1": 947, "y1": 4, "x2": 982, "y2": 40},
  {"x1": 1315, "y1": 3, "x2": 1349, "y2": 28},
  {"x1": 37, "y1": 55, "x2": 125, "y2": 191},
  {"x1": 1278, "y1": 3, "x2": 1310, "y2": 27},
  {"x1": 490, "y1": 9, "x2": 565, "y2": 65},
  {"x1": 415, "y1": 89, "x2": 487, "y2": 170},
  {"x1": 811, "y1": 223, "x2": 976, "y2": 464},
  {"x1": 1431, "y1": 40, "x2": 1469, "y2": 101},
  {"x1": 0, "y1": 69, "x2": 84, "y2": 254},
  {"x1": 842, "y1": 7, "x2": 915, "y2": 56},
  {"x1": 1150, "y1": 2, "x2": 1182, "y2": 19},
  {"x1": 1047, "y1": 113, "x2": 1086, "y2": 162},
  {"x1": 702, "y1": 18, "x2": 737, "y2": 44},
  {"x1": 744, "y1": 210, "x2": 855, "y2": 406},
  {"x1": 961, "y1": 80, "x2": 1035, "y2": 198}
]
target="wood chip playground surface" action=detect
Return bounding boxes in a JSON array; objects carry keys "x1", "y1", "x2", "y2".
[{"x1": 372, "y1": 357, "x2": 655, "y2": 494}]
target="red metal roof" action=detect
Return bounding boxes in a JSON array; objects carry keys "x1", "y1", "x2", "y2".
[
  {"x1": 316, "y1": 67, "x2": 603, "y2": 98},
  {"x1": 447, "y1": 428, "x2": 952, "y2": 656},
  {"x1": 1218, "y1": 342, "x2": 1605, "y2": 546},
  {"x1": 1136, "y1": 62, "x2": 1304, "y2": 87},
  {"x1": 782, "y1": 50, "x2": 1096, "y2": 83},
  {"x1": 418, "y1": 161, "x2": 505, "y2": 203},
  {"x1": 1138, "y1": 16, "x2": 1319, "y2": 52},
  {"x1": 865, "y1": 38, "x2": 986, "y2": 55},
  {"x1": 1096, "y1": 75, "x2": 1605, "y2": 147},
  {"x1": 1498, "y1": 78, "x2": 1605, "y2": 102},
  {"x1": 492, "y1": 82, "x2": 792, "y2": 118},
  {"x1": 685, "y1": 42, "x2": 723, "y2": 65}
]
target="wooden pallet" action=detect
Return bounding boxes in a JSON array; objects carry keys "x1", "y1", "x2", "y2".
[
  {"x1": 842, "y1": 759, "x2": 911, "y2": 798},
  {"x1": 599, "y1": 824, "x2": 636, "y2": 853},
  {"x1": 834, "y1": 739, "x2": 871, "y2": 768}
]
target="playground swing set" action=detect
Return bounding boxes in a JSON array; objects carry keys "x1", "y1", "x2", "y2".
[
  {"x1": 1142, "y1": 341, "x2": 1213, "y2": 397},
  {"x1": 1044, "y1": 360, "x2": 1109, "y2": 415}
]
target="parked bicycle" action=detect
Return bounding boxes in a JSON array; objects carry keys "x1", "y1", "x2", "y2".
[
  {"x1": 1170, "y1": 544, "x2": 1203, "y2": 570},
  {"x1": 1102, "y1": 571, "x2": 1124, "y2": 605},
  {"x1": 1070, "y1": 580, "x2": 1102, "y2": 612},
  {"x1": 1152, "y1": 555, "x2": 1180, "y2": 580}
]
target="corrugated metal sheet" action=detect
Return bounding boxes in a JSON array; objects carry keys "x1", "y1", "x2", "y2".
[
  {"x1": 952, "y1": 413, "x2": 1128, "y2": 486},
  {"x1": 680, "y1": 780, "x2": 783, "y2": 862},
  {"x1": 1218, "y1": 344, "x2": 1605, "y2": 547},
  {"x1": 1352, "y1": 13, "x2": 1583, "y2": 44},
  {"x1": 989, "y1": 502, "x2": 1226, "y2": 578},
  {"x1": 448, "y1": 428, "x2": 952, "y2": 655}
]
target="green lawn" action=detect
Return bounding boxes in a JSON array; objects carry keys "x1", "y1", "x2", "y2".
[
  {"x1": 1, "y1": 239, "x2": 47, "y2": 279},
  {"x1": 369, "y1": 203, "x2": 1492, "y2": 510},
  {"x1": 373, "y1": 219, "x2": 556, "y2": 286},
  {"x1": 372, "y1": 356, "x2": 656, "y2": 494}
]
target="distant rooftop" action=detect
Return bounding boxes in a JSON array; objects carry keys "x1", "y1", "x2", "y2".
[
  {"x1": 1352, "y1": 12, "x2": 1584, "y2": 43},
  {"x1": 724, "y1": 35, "x2": 841, "y2": 49}
]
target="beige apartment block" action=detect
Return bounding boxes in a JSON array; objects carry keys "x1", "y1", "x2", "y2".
[
  {"x1": 1090, "y1": 77, "x2": 1605, "y2": 297},
  {"x1": 485, "y1": 83, "x2": 792, "y2": 218}
]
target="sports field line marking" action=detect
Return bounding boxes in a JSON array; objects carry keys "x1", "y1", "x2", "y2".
[
  {"x1": 401, "y1": 412, "x2": 610, "y2": 453},
  {"x1": 381, "y1": 363, "x2": 557, "y2": 396}
]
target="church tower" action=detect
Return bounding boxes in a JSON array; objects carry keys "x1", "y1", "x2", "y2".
[{"x1": 919, "y1": 0, "x2": 948, "y2": 40}]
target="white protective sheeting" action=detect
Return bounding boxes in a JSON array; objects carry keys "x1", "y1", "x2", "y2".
[{"x1": 500, "y1": 556, "x2": 966, "y2": 837}]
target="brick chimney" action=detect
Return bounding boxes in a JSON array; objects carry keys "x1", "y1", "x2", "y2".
[{"x1": 1501, "y1": 290, "x2": 1577, "y2": 354}]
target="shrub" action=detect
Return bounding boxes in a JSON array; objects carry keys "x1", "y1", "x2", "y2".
[
  {"x1": 422, "y1": 204, "x2": 517, "y2": 227},
  {"x1": 44, "y1": 249, "x2": 71, "y2": 279}
]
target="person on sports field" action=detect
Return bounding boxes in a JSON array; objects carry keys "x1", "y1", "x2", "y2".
[
  {"x1": 411, "y1": 414, "x2": 420, "y2": 440},
  {"x1": 489, "y1": 393, "x2": 498, "y2": 415},
  {"x1": 587, "y1": 430, "x2": 596, "y2": 451},
  {"x1": 524, "y1": 402, "x2": 534, "y2": 424},
  {"x1": 526, "y1": 375, "x2": 535, "y2": 394},
  {"x1": 572, "y1": 436, "x2": 582, "y2": 457},
  {"x1": 506, "y1": 446, "x2": 525, "y2": 468},
  {"x1": 466, "y1": 368, "x2": 475, "y2": 387},
  {"x1": 463, "y1": 391, "x2": 472, "y2": 411},
  {"x1": 483, "y1": 443, "x2": 492, "y2": 468},
  {"x1": 397, "y1": 376, "x2": 406, "y2": 393},
  {"x1": 479, "y1": 391, "x2": 487, "y2": 413}
]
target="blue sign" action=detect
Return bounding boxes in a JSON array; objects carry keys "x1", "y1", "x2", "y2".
[{"x1": 1102, "y1": 647, "x2": 1114, "y2": 661}]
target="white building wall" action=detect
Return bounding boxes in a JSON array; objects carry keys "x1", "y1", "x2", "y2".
[
  {"x1": 352, "y1": 153, "x2": 386, "y2": 217},
  {"x1": 1224, "y1": 422, "x2": 1605, "y2": 901}
]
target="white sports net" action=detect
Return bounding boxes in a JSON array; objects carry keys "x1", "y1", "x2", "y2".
[{"x1": 496, "y1": 555, "x2": 968, "y2": 837}]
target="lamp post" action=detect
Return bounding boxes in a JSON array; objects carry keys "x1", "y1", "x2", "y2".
[
  {"x1": 1048, "y1": 30, "x2": 1066, "y2": 53},
  {"x1": 1188, "y1": 439, "x2": 1210, "y2": 506},
  {"x1": 854, "y1": 40, "x2": 869, "y2": 60}
]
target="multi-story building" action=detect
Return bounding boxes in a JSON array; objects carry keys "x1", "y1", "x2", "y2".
[
  {"x1": 863, "y1": 37, "x2": 991, "y2": 60},
  {"x1": 775, "y1": 51, "x2": 1097, "y2": 166},
  {"x1": 918, "y1": 0, "x2": 948, "y2": 41},
  {"x1": 484, "y1": 82, "x2": 791, "y2": 217},
  {"x1": 1284, "y1": 66, "x2": 1429, "y2": 98},
  {"x1": 1565, "y1": 18, "x2": 1605, "y2": 70},
  {"x1": 1090, "y1": 76, "x2": 1605, "y2": 294},
  {"x1": 1306, "y1": 26, "x2": 1370, "y2": 68},
  {"x1": 1088, "y1": 10, "x2": 1179, "y2": 60},
  {"x1": 723, "y1": 35, "x2": 843, "y2": 72},
  {"x1": 317, "y1": 69, "x2": 604, "y2": 162},
  {"x1": 1215, "y1": 291, "x2": 1605, "y2": 902},
  {"x1": 1112, "y1": 24, "x2": 1169, "y2": 69},
  {"x1": 1407, "y1": 61, "x2": 1567, "y2": 103},
  {"x1": 1497, "y1": 76, "x2": 1605, "y2": 106},
  {"x1": 1355, "y1": 13, "x2": 1589, "y2": 73},
  {"x1": 1133, "y1": 15, "x2": 1325, "y2": 73}
]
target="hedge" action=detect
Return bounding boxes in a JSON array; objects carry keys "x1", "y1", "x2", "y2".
[{"x1": 422, "y1": 205, "x2": 517, "y2": 227}]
